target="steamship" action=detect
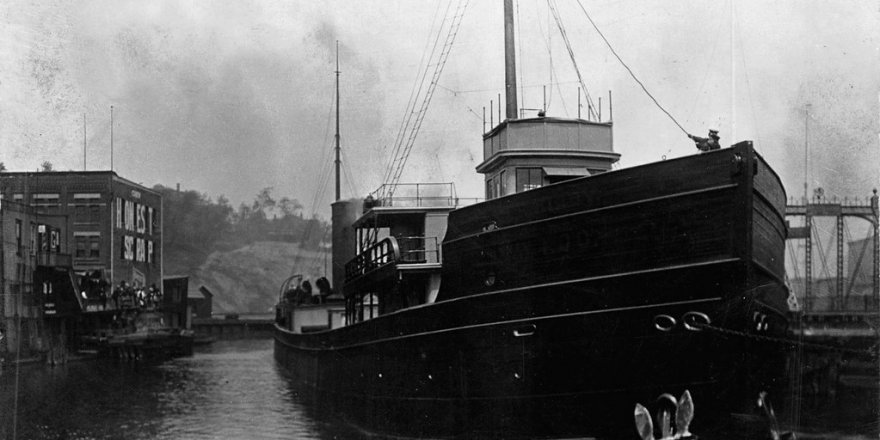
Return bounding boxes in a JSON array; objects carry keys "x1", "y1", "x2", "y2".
[{"x1": 274, "y1": 4, "x2": 790, "y2": 439}]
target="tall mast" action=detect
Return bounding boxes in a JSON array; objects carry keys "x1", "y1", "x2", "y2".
[
  {"x1": 110, "y1": 105, "x2": 114, "y2": 172},
  {"x1": 83, "y1": 113, "x2": 87, "y2": 171},
  {"x1": 503, "y1": 0, "x2": 518, "y2": 121},
  {"x1": 804, "y1": 103, "x2": 810, "y2": 203},
  {"x1": 334, "y1": 41, "x2": 341, "y2": 201}
]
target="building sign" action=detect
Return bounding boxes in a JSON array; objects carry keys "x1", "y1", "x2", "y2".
[
  {"x1": 137, "y1": 204, "x2": 146, "y2": 234},
  {"x1": 117, "y1": 196, "x2": 157, "y2": 263},
  {"x1": 123, "y1": 235, "x2": 135, "y2": 260},
  {"x1": 36, "y1": 224, "x2": 62, "y2": 253}
]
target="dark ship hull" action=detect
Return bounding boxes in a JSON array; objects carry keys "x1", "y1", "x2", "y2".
[{"x1": 275, "y1": 142, "x2": 790, "y2": 438}]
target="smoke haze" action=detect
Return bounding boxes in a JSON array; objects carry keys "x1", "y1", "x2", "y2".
[{"x1": 1, "y1": 0, "x2": 877, "y2": 215}]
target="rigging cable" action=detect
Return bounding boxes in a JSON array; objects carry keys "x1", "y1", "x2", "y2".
[
  {"x1": 382, "y1": 0, "x2": 446, "y2": 187},
  {"x1": 340, "y1": 146, "x2": 360, "y2": 197},
  {"x1": 383, "y1": 0, "x2": 470, "y2": 199},
  {"x1": 735, "y1": 14, "x2": 764, "y2": 145},
  {"x1": 304, "y1": 87, "x2": 339, "y2": 219},
  {"x1": 292, "y1": 95, "x2": 336, "y2": 277},
  {"x1": 382, "y1": 0, "x2": 453, "y2": 191},
  {"x1": 533, "y1": 0, "x2": 570, "y2": 116},
  {"x1": 683, "y1": 2, "x2": 723, "y2": 127},
  {"x1": 573, "y1": 0, "x2": 690, "y2": 136},
  {"x1": 547, "y1": 0, "x2": 594, "y2": 119}
]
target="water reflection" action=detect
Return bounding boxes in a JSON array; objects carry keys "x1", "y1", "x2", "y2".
[
  {"x1": 1, "y1": 340, "x2": 875, "y2": 439},
  {"x1": 0, "y1": 340, "x2": 351, "y2": 440}
]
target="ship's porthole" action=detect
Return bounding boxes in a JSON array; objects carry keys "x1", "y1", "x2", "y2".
[
  {"x1": 653, "y1": 314, "x2": 676, "y2": 332},
  {"x1": 682, "y1": 311, "x2": 711, "y2": 331},
  {"x1": 484, "y1": 272, "x2": 496, "y2": 287}
]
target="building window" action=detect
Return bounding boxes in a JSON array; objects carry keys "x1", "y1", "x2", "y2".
[
  {"x1": 34, "y1": 204, "x2": 58, "y2": 215},
  {"x1": 90, "y1": 239, "x2": 100, "y2": 258},
  {"x1": 15, "y1": 219, "x2": 22, "y2": 255},
  {"x1": 38, "y1": 225, "x2": 48, "y2": 252},
  {"x1": 30, "y1": 223, "x2": 36, "y2": 255},
  {"x1": 74, "y1": 205, "x2": 88, "y2": 223},
  {"x1": 74, "y1": 204, "x2": 102, "y2": 224},
  {"x1": 516, "y1": 168, "x2": 545, "y2": 193},
  {"x1": 486, "y1": 171, "x2": 509, "y2": 200},
  {"x1": 76, "y1": 236, "x2": 87, "y2": 258},
  {"x1": 74, "y1": 233, "x2": 100, "y2": 260}
]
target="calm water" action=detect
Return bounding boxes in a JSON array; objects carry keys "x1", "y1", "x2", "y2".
[
  {"x1": 1, "y1": 340, "x2": 876, "y2": 439},
  {"x1": 0, "y1": 340, "x2": 358, "y2": 440}
]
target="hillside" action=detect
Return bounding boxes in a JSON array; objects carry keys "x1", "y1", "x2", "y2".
[
  {"x1": 153, "y1": 184, "x2": 332, "y2": 314},
  {"x1": 184, "y1": 241, "x2": 331, "y2": 314}
]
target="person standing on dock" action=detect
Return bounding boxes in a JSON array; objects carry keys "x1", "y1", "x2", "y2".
[{"x1": 113, "y1": 281, "x2": 127, "y2": 310}]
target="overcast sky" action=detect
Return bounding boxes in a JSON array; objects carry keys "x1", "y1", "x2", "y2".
[{"x1": 2, "y1": 0, "x2": 878, "y2": 217}]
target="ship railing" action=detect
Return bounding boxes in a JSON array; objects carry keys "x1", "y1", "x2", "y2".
[
  {"x1": 345, "y1": 237, "x2": 401, "y2": 282},
  {"x1": 396, "y1": 236, "x2": 441, "y2": 264},
  {"x1": 369, "y1": 183, "x2": 458, "y2": 208},
  {"x1": 345, "y1": 235, "x2": 443, "y2": 282}
]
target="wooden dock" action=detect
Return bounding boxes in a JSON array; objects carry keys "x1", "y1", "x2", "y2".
[{"x1": 191, "y1": 316, "x2": 275, "y2": 340}]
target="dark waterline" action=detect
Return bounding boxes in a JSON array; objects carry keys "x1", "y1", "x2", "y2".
[
  {"x1": 0, "y1": 340, "x2": 359, "y2": 440},
  {"x1": 1, "y1": 340, "x2": 876, "y2": 439}
]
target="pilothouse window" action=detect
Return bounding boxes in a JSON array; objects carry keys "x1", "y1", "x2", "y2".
[{"x1": 516, "y1": 168, "x2": 545, "y2": 192}]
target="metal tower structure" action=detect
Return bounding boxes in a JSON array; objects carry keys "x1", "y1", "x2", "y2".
[{"x1": 785, "y1": 189, "x2": 879, "y2": 315}]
